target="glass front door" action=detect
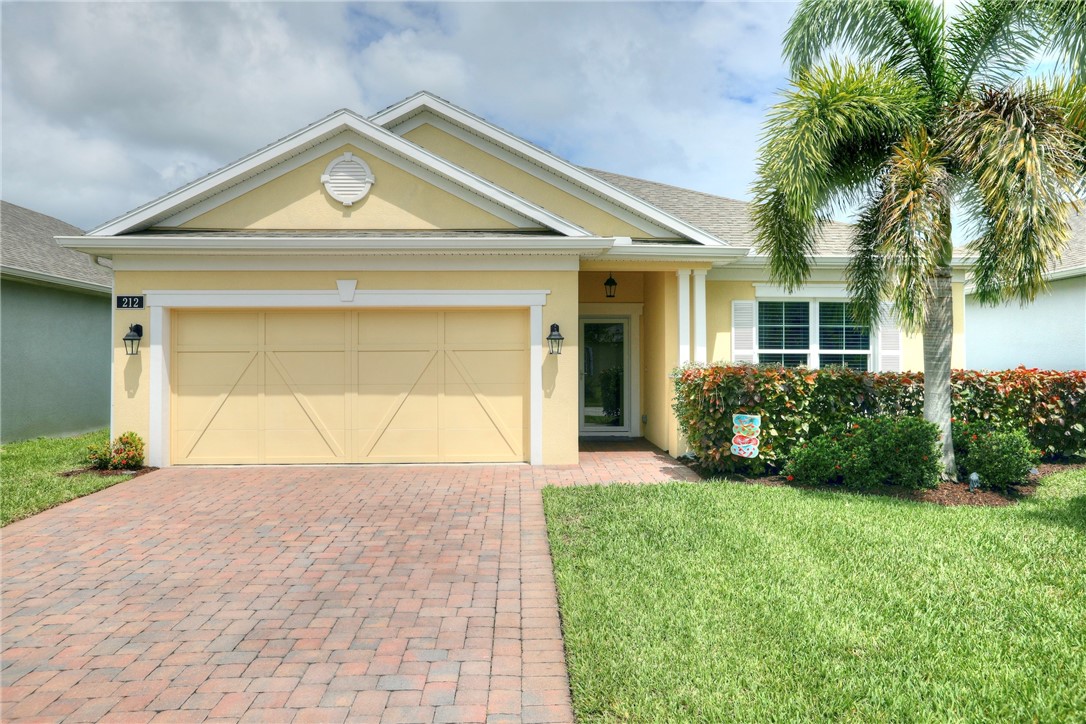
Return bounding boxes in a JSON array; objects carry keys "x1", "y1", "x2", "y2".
[{"x1": 580, "y1": 319, "x2": 628, "y2": 433}]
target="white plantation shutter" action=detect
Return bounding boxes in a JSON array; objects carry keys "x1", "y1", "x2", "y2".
[
  {"x1": 878, "y1": 302, "x2": 902, "y2": 372},
  {"x1": 732, "y1": 300, "x2": 756, "y2": 363}
]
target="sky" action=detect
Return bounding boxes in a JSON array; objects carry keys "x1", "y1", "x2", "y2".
[{"x1": 1, "y1": 1, "x2": 799, "y2": 231}]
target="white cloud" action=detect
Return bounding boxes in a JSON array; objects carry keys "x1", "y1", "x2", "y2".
[{"x1": 2, "y1": 1, "x2": 797, "y2": 229}]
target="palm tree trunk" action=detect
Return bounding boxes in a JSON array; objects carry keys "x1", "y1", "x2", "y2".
[{"x1": 923, "y1": 263, "x2": 957, "y2": 480}]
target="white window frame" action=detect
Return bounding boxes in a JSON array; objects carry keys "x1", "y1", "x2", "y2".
[{"x1": 754, "y1": 299, "x2": 875, "y2": 370}]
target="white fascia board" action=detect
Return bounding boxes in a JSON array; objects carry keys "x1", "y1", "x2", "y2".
[
  {"x1": 372, "y1": 93, "x2": 730, "y2": 247},
  {"x1": 112, "y1": 254, "x2": 582, "y2": 272},
  {"x1": 965, "y1": 263, "x2": 1085, "y2": 294},
  {"x1": 88, "y1": 109, "x2": 591, "y2": 238},
  {"x1": 1045, "y1": 264, "x2": 1086, "y2": 282},
  {"x1": 598, "y1": 244, "x2": 749, "y2": 263},
  {"x1": 735, "y1": 253, "x2": 974, "y2": 269},
  {"x1": 58, "y1": 234, "x2": 616, "y2": 257},
  {"x1": 0, "y1": 266, "x2": 112, "y2": 295}
]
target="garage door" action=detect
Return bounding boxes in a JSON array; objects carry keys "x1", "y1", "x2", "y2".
[{"x1": 172, "y1": 309, "x2": 529, "y2": 464}]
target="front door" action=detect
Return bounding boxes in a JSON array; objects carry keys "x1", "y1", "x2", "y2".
[{"x1": 579, "y1": 318, "x2": 630, "y2": 435}]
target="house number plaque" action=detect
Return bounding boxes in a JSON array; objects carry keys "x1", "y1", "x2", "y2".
[{"x1": 116, "y1": 295, "x2": 145, "y2": 309}]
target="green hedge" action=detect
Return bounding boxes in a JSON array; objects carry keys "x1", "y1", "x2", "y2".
[{"x1": 673, "y1": 365, "x2": 1086, "y2": 475}]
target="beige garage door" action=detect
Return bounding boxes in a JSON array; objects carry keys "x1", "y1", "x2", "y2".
[{"x1": 172, "y1": 309, "x2": 529, "y2": 464}]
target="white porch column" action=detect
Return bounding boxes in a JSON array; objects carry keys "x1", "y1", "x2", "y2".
[
  {"x1": 676, "y1": 269, "x2": 691, "y2": 365},
  {"x1": 693, "y1": 269, "x2": 707, "y2": 363}
]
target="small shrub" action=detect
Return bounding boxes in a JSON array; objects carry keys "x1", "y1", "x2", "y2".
[
  {"x1": 87, "y1": 431, "x2": 145, "y2": 470},
  {"x1": 859, "y1": 416, "x2": 942, "y2": 490},
  {"x1": 784, "y1": 417, "x2": 941, "y2": 490},
  {"x1": 954, "y1": 422, "x2": 1039, "y2": 491},
  {"x1": 784, "y1": 436, "x2": 845, "y2": 486}
]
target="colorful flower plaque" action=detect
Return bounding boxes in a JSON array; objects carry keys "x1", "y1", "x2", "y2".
[{"x1": 730, "y1": 414, "x2": 761, "y2": 458}]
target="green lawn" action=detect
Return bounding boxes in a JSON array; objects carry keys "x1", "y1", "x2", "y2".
[
  {"x1": 1, "y1": 430, "x2": 135, "y2": 526},
  {"x1": 544, "y1": 470, "x2": 1086, "y2": 722}
]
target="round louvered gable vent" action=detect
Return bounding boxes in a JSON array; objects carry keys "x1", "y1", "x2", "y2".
[{"x1": 321, "y1": 152, "x2": 375, "y2": 206}]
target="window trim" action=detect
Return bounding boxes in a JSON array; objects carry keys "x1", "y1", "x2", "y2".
[{"x1": 754, "y1": 299, "x2": 876, "y2": 370}]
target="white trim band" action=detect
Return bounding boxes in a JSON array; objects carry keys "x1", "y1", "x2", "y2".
[{"x1": 144, "y1": 289, "x2": 551, "y2": 309}]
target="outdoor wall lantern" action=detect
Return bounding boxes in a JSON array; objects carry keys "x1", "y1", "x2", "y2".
[
  {"x1": 604, "y1": 273, "x2": 618, "y2": 298},
  {"x1": 123, "y1": 324, "x2": 144, "y2": 356},
  {"x1": 546, "y1": 323, "x2": 565, "y2": 355}
]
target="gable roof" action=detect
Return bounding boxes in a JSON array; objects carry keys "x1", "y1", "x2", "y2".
[
  {"x1": 0, "y1": 201, "x2": 111, "y2": 292},
  {"x1": 585, "y1": 168, "x2": 857, "y2": 256},
  {"x1": 87, "y1": 108, "x2": 591, "y2": 238},
  {"x1": 371, "y1": 91, "x2": 733, "y2": 248}
]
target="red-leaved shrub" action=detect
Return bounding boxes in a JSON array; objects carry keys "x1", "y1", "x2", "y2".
[{"x1": 673, "y1": 364, "x2": 1085, "y2": 475}]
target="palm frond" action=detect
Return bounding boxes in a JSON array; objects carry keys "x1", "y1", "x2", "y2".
[
  {"x1": 871, "y1": 130, "x2": 953, "y2": 332},
  {"x1": 945, "y1": 85, "x2": 1085, "y2": 303},
  {"x1": 1039, "y1": 75, "x2": 1086, "y2": 176},
  {"x1": 1041, "y1": 0, "x2": 1086, "y2": 82},
  {"x1": 751, "y1": 61, "x2": 927, "y2": 289},
  {"x1": 946, "y1": 0, "x2": 1049, "y2": 98},
  {"x1": 845, "y1": 196, "x2": 891, "y2": 329},
  {"x1": 784, "y1": 0, "x2": 950, "y2": 98}
]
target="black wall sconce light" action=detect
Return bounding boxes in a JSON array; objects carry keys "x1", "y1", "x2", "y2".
[
  {"x1": 604, "y1": 273, "x2": 618, "y2": 298},
  {"x1": 546, "y1": 323, "x2": 565, "y2": 355},
  {"x1": 123, "y1": 324, "x2": 144, "y2": 356}
]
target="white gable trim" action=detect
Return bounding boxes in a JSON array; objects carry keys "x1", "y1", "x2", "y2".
[
  {"x1": 372, "y1": 92, "x2": 729, "y2": 247},
  {"x1": 390, "y1": 112, "x2": 679, "y2": 240},
  {"x1": 157, "y1": 132, "x2": 545, "y2": 230},
  {"x1": 89, "y1": 109, "x2": 591, "y2": 238}
]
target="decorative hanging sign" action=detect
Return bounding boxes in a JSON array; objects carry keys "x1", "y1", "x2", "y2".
[{"x1": 730, "y1": 414, "x2": 761, "y2": 458}]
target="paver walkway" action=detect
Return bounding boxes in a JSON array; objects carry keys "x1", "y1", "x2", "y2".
[{"x1": 1, "y1": 442, "x2": 698, "y2": 723}]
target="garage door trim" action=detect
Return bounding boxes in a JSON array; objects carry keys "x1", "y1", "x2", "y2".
[{"x1": 146, "y1": 286, "x2": 549, "y2": 467}]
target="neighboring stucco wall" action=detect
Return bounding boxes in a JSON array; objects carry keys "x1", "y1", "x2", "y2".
[
  {"x1": 1, "y1": 279, "x2": 110, "y2": 442},
  {"x1": 403, "y1": 123, "x2": 656, "y2": 239},
  {"x1": 181, "y1": 142, "x2": 516, "y2": 231},
  {"x1": 112, "y1": 268, "x2": 579, "y2": 464},
  {"x1": 965, "y1": 276, "x2": 1086, "y2": 371}
]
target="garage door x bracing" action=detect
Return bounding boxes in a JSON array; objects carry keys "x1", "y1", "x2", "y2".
[{"x1": 172, "y1": 309, "x2": 529, "y2": 464}]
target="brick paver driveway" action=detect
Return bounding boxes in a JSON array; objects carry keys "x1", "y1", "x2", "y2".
[{"x1": 2, "y1": 442, "x2": 697, "y2": 723}]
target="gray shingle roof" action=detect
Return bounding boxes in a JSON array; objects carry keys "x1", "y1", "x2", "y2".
[
  {"x1": 583, "y1": 167, "x2": 857, "y2": 254},
  {"x1": 1056, "y1": 210, "x2": 1086, "y2": 276},
  {"x1": 1, "y1": 201, "x2": 111, "y2": 289}
]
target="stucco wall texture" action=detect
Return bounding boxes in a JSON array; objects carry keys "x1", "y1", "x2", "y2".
[
  {"x1": 1, "y1": 280, "x2": 111, "y2": 442},
  {"x1": 966, "y1": 276, "x2": 1086, "y2": 371}
]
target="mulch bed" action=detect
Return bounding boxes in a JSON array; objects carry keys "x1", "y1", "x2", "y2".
[
  {"x1": 689, "y1": 460, "x2": 1086, "y2": 508},
  {"x1": 59, "y1": 466, "x2": 158, "y2": 479}
]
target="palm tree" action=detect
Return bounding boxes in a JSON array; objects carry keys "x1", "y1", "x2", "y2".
[{"x1": 752, "y1": 0, "x2": 1086, "y2": 478}]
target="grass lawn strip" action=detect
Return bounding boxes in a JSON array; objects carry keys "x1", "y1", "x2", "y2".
[
  {"x1": 1, "y1": 430, "x2": 135, "y2": 526},
  {"x1": 544, "y1": 470, "x2": 1086, "y2": 722}
]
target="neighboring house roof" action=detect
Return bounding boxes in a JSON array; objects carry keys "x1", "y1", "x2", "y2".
[
  {"x1": 584, "y1": 167, "x2": 857, "y2": 256},
  {"x1": 1050, "y1": 211, "x2": 1086, "y2": 280},
  {"x1": 0, "y1": 201, "x2": 111, "y2": 293}
]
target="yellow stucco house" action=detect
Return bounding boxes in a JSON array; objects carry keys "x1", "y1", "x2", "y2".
[{"x1": 62, "y1": 92, "x2": 967, "y2": 467}]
